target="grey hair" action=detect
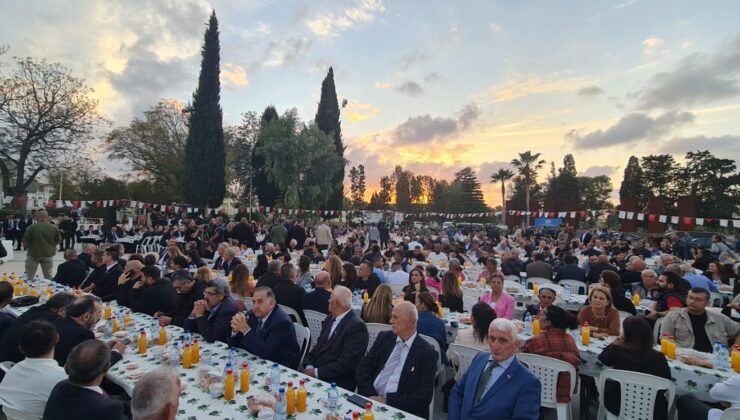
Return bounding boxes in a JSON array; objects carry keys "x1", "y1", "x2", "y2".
[
  {"x1": 679, "y1": 264, "x2": 693, "y2": 275},
  {"x1": 224, "y1": 247, "x2": 239, "y2": 258},
  {"x1": 396, "y1": 301, "x2": 418, "y2": 323},
  {"x1": 332, "y1": 285, "x2": 352, "y2": 308},
  {"x1": 449, "y1": 258, "x2": 461, "y2": 268},
  {"x1": 641, "y1": 269, "x2": 657, "y2": 278},
  {"x1": 489, "y1": 318, "x2": 518, "y2": 342},
  {"x1": 253, "y1": 286, "x2": 276, "y2": 303},
  {"x1": 268, "y1": 259, "x2": 281, "y2": 272},
  {"x1": 131, "y1": 367, "x2": 179, "y2": 419},
  {"x1": 206, "y1": 278, "x2": 230, "y2": 296}
]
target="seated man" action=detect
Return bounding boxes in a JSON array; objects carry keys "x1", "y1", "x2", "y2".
[
  {"x1": 645, "y1": 272, "x2": 688, "y2": 323},
  {"x1": 303, "y1": 286, "x2": 368, "y2": 390},
  {"x1": 42, "y1": 340, "x2": 131, "y2": 420},
  {"x1": 680, "y1": 264, "x2": 719, "y2": 292},
  {"x1": 273, "y1": 263, "x2": 306, "y2": 325},
  {"x1": 84, "y1": 247, "x2": 123, "y2": 301},
  {"x1": 128, "y1": 266, "x2": 178, "y2": 316},
  {"x1": 449, "y1": 318, "x2": 541, "y2": 419},
  {"x1": 78, "y1": 243, "x2": 97, "y2": 271},
  {"x1": 0, "y1": 282, "x2": 15, "y2": 341},
  {"x1": 554, "y1": 254, "x2": 586, "y2": 282},
  {"x1": 53, "y1": 295, "x2": 126, "y2": 366},
  {"x1": 355, "y1": 261, "x2": 381, "y2": 297},
  {"x1": 131, "y1": 367, "x2": 181, "y2": 420},
  {"x1": 662, "y1": 287, "x2": 740, "y2": 352},
  {"x1": 113, "y1": 260, "x2": 144, "y2": 308},
  {"x1": 356, "y1": 302, "x2": 437, "y2": 419},
  {"x1": 619, "y1": 257, "x2": 646, "y2": 286},
  {"x1": 156, "y1": 270, "x2": 206, "y2": 328},
  {"x1": 220, "y1": 247, "x2": 243, "y2": 277},
  {"x1": 184, "y1": 278, "x2": 240, "y2": 343},
  {"x1": 256, "y1": 260, "x2": 282, "y2": 290},
  {"x1": 0, "y1": 320, "x2": 66, "y2": 418},
  {"x1": 301, "y1": 271, "x2": 332, "y2": 315},
  {"x1": 386, "y1": 262, "x2": 409, "y2": 286},
  {"x1": 633, "y1": 269, "x2": 661, "y2": 301},
  {"x1": 229, "y1": 286, "x2": 300, "y2": 369},
  {"x1": 53, "y1": 249, "x2": 87, "y2": 288}
]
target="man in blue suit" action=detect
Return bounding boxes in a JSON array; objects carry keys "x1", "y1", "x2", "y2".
[
  {"x1": 449, "y1": 318, "x2": 541, "y2": 420},
  {"x1": 229, "y1": 286, "x2": 301, "y2": 369},
  {"x1": 184, "y1": 279, "x2": 240, "y2": 343}
]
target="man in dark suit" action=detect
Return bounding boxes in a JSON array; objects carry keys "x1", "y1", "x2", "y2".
[
  {"x1": 301, "y1": 271, "x2": 332, "y2": 315},
  {"x1": 356, "y1": 301, "x2": 438, "y2": 419},
  {"x1": 53, "y1": 249, "x2": 88, "y2": 288},
  {"x1": 585, "y1": 255, "x2": 619, "y2": 284},
  {"x1": 128, "y1": 266, "x2": 178, "y2": 316},
  {"x1": 448, "y1": 318, "x2": 541, "y2": 419},
  {"x1": 580, "y1": 230, "x2": 592, "y2": 246},
  {"x1": 156, "y1": 270, "x2": 206, "y2": 328},
  {"x1": 273, "y1": 263, "x2": 306, "y2": 325},
  {"x1": 78, "y1": 243, "x2": 97, "y2": 271},
  {"x1": 256, "y1": 260, "x2": 283, "y2": 290},
  {"x1": 221, "y1": 247, "x2": 243, "y2": 277},
  {"x1": 0, "y1": 292, "x2": 75, "y2": 363},
  {"x1": 303, "y1": 286, "x2": 368, "y2": 390},
  {"x1": 42, "y1": 340, "x2": 131, "y2": 420},
  {"x1": 84, "y1": 247, "x2": 123, "y2": 301},
  {"x1": 0, "y1": 282, "x2": 15, "y2": 342},
  {"x1": 52, "y1": 295, "x2": 126, "y2": 366},
  {"x1": 184, "y1": 278, "x2": 240, "y2": 343},
  {"x1": 554, "y1": 254, "x2": 587, "y2": 283},
  {"x1": 288, "y1": 220, "x2": 307, "y2": 250},
  {"x1": 230, "y1": 286, "x2": 301, "y2": 369}
]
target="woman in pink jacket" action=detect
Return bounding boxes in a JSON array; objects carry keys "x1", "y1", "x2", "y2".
[{"x1": 479, "y1": 272, "x2": 516, "y2": 319}]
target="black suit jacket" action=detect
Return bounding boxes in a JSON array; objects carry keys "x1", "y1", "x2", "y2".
[
  {"x1": 274, "y1": 280, "x2": 306, "y2": 325},
  {"x1": 356, "y1": 330, "x2": 437, "y2": 419},
  {"x1": 585, "y1": 262, "x2": 619, "y2": 284},
  {"x1": 301, "y1": 288, "x2": 331, "y2": 315},
  {"x1": 554, "y1": 263, "x2": 587, "y2": 283},
  {"x1": 52, "y1": 317, "x2": 122, "y2": 366},
  {"x1": 184, "y1": 297, "x2": 240, "y2": 343},
  {"x1": 168, "y1": 282, "x2": 206, "y2": 327},
  {"x1": 78, "y1": 253, "x2": 93, "y2": 270},
  {"x1": 256, "y1": 271, "x2": 281, "y2": 290},
  {"x1": 92, "y1": 264, "x2": 123, "y2": 301},
  {"x1": 229, "y1": 306, "x2": 301, "y2": 369},
  {"x1": 307, "y1": 310, "x2": 368, "y2": 390},
  {"x1": 42, "y1": 380, "x2": 131, "y2": 420},
  {"x1": 53, "y1": 259, "x2": 88, "y2": 287},
  {"x1": 128, "y1": 278, "x2": 178, "y2": 316},
  {"x1": 0, "y1": 312, "x2": 16, "y2": 344},
  {"x1": 222, "y1": 258, "x2": 243, "y2": 277},
  {"x1": 0, "y1": 305, "x2": 60, "y2": 363}
]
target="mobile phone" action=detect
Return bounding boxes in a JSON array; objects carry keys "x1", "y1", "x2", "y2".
[
  {"x1": 346, "y1": 394, "x2": 371, "y2": 409},
  {"x1": 121, "y1": 338, "x2": 131, "y2": 346}
]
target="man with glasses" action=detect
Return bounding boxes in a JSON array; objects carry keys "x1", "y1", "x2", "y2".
[
  {"x1": 155, "y1": 270, "x2": 206, "y2": 327},
  {"x1": 184, "y1": 279, "x2": 240, "y2": 343}
]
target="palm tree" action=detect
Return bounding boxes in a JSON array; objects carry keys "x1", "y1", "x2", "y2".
[
  {"x1": 511, "y1": 151, "x2": 546, "y2": 226},
  {"x1": 490, "y1": 168, "x2": 514, "y2": 225}
]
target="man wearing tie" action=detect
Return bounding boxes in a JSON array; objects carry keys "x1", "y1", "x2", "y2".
[
  {"x1": 220, "y1": 247, "x2": 243, "y2": 277},
  {"x1": 229, "y1": 286, "x2": 301, "y2": 369},
  {"x1": 449, "y1": 318, "x2": 541, "y2": 420},
  {"x1": 302, "y1": 286, "x2": 368, "y2": 391},
  {"x1": 356, "y1": 301, "x2": 438, "y2": 419},
  {"x1": 184, "y1": 279, "x2": 240, "y2": 343}
]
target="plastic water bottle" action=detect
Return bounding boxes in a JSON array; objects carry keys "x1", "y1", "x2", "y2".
[
  {"x1": 625, "y1": 290, "x2": 632, "y2": 300},
  {"x1": 171, "y1": 342, "x2": 181, "y2": 367},
  {"x1": 328, "y1": 383, "x2": 339, "y2": 413},
  {"x1": 564, "y1": 284, "x2": 571, "y2": 299},
  {"x1": 520, "y1": 278, "x2": 527, "y2": 292},
  {"x1": 228, "y1": 347, "x2": 237, "y2": 367},
  {"x1": 524, "y1": 313, "x2": 533, "y2": 335},
  {"x1": 104, "y1": 319, "x2": 113, "y2": 336},
  {"x1": 353, "y1": 291, "x2": 360, "y2": 305},
  {"x1": 151, "y1": 318, "x2": 159, "y2": 336},
  {"x1": 184, "y1": 330, "x2": 192, "y2": 346},
  {"x1": 715, "y1": 342, "x2": 730, "y2": 371},
  {"x1": 271, "y1": 363, "x2": 281, "y2": 392},
  {"x1": 276, "y1": 387, "x2": 287, "y2": 420}
]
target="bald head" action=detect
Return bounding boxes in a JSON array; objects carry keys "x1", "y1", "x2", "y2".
[
  {"x1": 314, "y1": 271, "x2": 331, "y2": 289},
  {"x1": 666, "y1": 263, "x2": 682, "y2": 275},
  {"x1": 329, "y1": 285, "x2": 352, "y2": 315},
  {"x1": 390, "y1": 301, "x2": 418, "y2": 341}
]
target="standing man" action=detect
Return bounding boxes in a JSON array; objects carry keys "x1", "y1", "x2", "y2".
[
  {"x1": 315, "y1": 221, "x2": 333, "y2": 251},
  {"x1": 23, "y1": 210, "x2": 61, "y2": 279}
]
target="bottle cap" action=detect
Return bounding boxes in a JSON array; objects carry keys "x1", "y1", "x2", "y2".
[
  {"x1": 226, "y1": 368, "x2": 233, "y2": 374},
  {"x1": 300, "y1": 379, "x2": 305, "y2": 386},
  {"x1": 366, "y1": 402, "x2": 372, "y2": 409},
  {"x1": 242, "y1": 362, "x2": 248, "y2": 368},
  {"x1": 287, "y1": 381, "x2": 293, "y2": 387}
]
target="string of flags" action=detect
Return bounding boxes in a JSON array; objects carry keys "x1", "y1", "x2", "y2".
[{"x1": 5, "y1": 196, "x2": 739, "y2": 227}]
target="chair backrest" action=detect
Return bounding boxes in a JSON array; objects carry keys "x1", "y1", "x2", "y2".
[
  {"x1": 710, "y1": 292, "x2": 723, "y2": 307},
  {"x1": 558, "y1": 279, "x2": 588, "y2": 295},
  {"x1": 293, "y1": 322, "x2": 311, "y2": 369},
  {"x1": 504, "y1": 279, "x2": 522, "y2": 292},
  {"x1": 653, "y1": 316, "x2": 664, "y2": 344},
  {"x1": 0, "y1": 360, "x2": 15, "y2": 373},
  {"x1": 388, "y1": 283, "x2": 406, "y2": 296},
  {"x1": 527, "y1": 277, "x2": 552, "y2": 288},
  {"x1": 504, "y1": 275, "x2": 521, "y2": 283},
  {"x1": 517, "y1": 353, "x2": 577, "y2": 409},
  {"x1": 303, "y1": 309, "x2": 328, "y2": 351},
  {"x1": 2, "y1": 406, "x2": 40, "y2": 420},
  {"x1": 449, "y1": 343, "x2": 484, "y2": 378},
  {"x1": 365, "y1": 323, "x2": 392, "y2": 355},
  {"x1": 279, "y1": 304, "x2": 302, "y2": 324},
  {"x1": 463, "y1": 295, "x2": 478, "y2": 312},
  {"x1": 720, "y1": 407, "x2": 740, "y2": 420},
  {"x1": 419, "y1": 334, "x2": 442, "y2": 371},
  {"x1": 597, "y1": 368, "x2": 676, "y2": 420},
  {"x1": 539, "y1": 283, "x2": 563, "y2": 295}
]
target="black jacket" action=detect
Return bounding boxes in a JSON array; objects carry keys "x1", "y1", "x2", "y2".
[
  {"x1": 52, "y1": 317, "x2": 122, "y2": 366},
  {"x1": 585, "y1": 262, "x2": 619, "y2": 284},
  {"x1": 42, "y1": 380, "x2": 131, "y2": 420},
  {"x1": 128, "y1": 278, "x2": 178, "y2": 316},
  {"x1": 53, "y1": 259, "x2": 87, "y2": 288},
  {"x1": 439, "y1": 294, "x2": 464, "y2": 313},
  {"x1": 0, "y1": 305, "x2": 60, "y2": 363},
  {"x1": 184, "y1": 297, "x2": 240, "y2": 343},
  {"x1": 274, "y1": 280, "x2": 307, "y2": 325},
  {"x1": 306, "y1": 309, "x2": 368, "y2": 391},
  {"x1": 222, "y1": 258, "x2": 243, "y2": 277},
  {"x1": 301, "y1": 288, "x2": 331, "y2": 315},
  {"x1": 229, "y1": 306, "x2": 301, "y2": 369},
  {"x1": 554, "y1": 263, "x2": 587, "y2": 283},
  {"x1": 78, "y1": 252, "x2": 93, "y2": 270},
  {"x1": 501, "y1": 258, "x2": 523, "y2": 277},
  {"x1": 167, "y1": 282, "x2": 206, "y2": 327},
  {"x1": 92, "y1": 264, "x2": 123, "y2": 301},
  {"x1": 256, "y1": 271, "x2": 281, "y2": 290},
  {"x1": 356, "y1": 330, "x2": 438, "y2": 419},
  {"x1": 355, "y1": 273, "x2": 381, "y2": 297}
]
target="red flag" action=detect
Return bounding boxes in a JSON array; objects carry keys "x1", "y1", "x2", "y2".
[
  {"x1": 16, "y1": 196, "x2": 24, "y2": 205},
  {"x1": 705, "y1": 218, "x2": 714, "y2": 224},
  {"x1": 683, "y1": 217, "x2": 692, "y2": 225},
  {"x1": 579, "y1": 211, "x2": 587, "y2": 218},
  {"x1": 648, "y1": 214, "x2": 656, "y2": 222},
  {"x1": 47, "y1": 200, "x2": 54, "y2": 208}
]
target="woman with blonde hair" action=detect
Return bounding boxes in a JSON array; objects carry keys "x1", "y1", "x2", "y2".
[
  {"x1": 362, "y1": 284, "x2": 393, "y2": 324},
  {"x1": 194, "y1": 266, "x2": 214, "y2": 284},
  {"x1": 577, "y1": 285, "x2": 620, "y2": 338},
  {"x1": 230, "y1": 263, "x2": 252, "y2": 298},
  {"x1": 327, "y1": 255, "x2": 343, "y2": 287}
]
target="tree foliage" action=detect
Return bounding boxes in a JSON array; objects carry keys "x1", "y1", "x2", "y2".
[
  {"x1": 182, "y1": 11, "x2": 225, "y2": 208},
  {"x1": 619, "y1": 155, "x2": 649, "y2": 206},
  {"x1": 315, "y1": 67, "x2": 344, "y2": 210},
  {"x1": 577, "y1": 175, "x2": 613, "y2": 210},
  {"x1": 640, "y1": 154, "x2": 680, "y2": 204},
  {"x1": 253, "y1": 105, "x2": 280, "y2": 207},
  {"x1": 680, "y1": 150, "x2": 739, "y2": 219},
  {"x1": 224, "y1": 111, "x2": 259, "y2": 202},
  {"x1": 348, "y1": 165, "x2": 366, "y2": 208},
  {"x1": 453, "y1": 167, "x2": 488, "y2": 213},
  {"x1": 545, "y1": 154, "x2": 580, "y2": 203}
]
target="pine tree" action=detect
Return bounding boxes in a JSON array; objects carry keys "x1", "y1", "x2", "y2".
[
  {"x1": 619, "y1": 155, "x2": 649, "y2": 206},
  {"x1": 182, "y1": 11, "x2": 225, "y2": 208},
  {"x1": 315, "y1": 67, "x2": 345, "y2": 210},
  {"x1": 253, "y1": 105, "x2": 280, "y2": 207},
  {"x1": 454, "y1": 167, "x2": 488, "y2": 213}
]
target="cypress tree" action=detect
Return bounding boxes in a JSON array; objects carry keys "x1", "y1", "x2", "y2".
[
  {"x1": 182, "y1": 11, "x2": 225, "y2": 208},
  {"x1": 619, "y1": 155, "x2": 648, "y2": 204},
  {"x1": 253, "y1": 105, "x2": 280, "y2": 207},
  {"x1": 315, "y1": 67, "x2": 344, "y2": 210}
]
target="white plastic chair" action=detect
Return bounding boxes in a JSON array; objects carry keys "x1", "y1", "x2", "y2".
[
  {"x1": 388, "y1": 283, "x2": 406, "y2": 296},
  {"x1": 0, "y1": 361, "x2": 15, "y2": 373},
  {"x1": 558, "y1": 279, "x2": 588, "y2": 295},
  {"x1": 527, "y1": 277, "x2": 553, "y2": 289},
  {"x1": 517, "y1": 353, "x2": 578, "y2": 420},
  {"x1": 653, "y1": 317, "x2": 665, "y2": 344},
  {"x1": 2, "y1": 406, "x2": 40, "y2": 420},
  {"x1": 721, "y1": 407, "x2": 740, "y2": 420},
  {"x1": 365, "y1": 323, "x2": 392, "y2": 355},
  {"x1": 504, "y1": 279, "x2": 522, "y2": 292},
  {"x1": 463, "y1": 295, "x2": 478, "y2": 312},
  {"x1": 419, "y1": 335, "x2": 442, "y2": 420},
  {"x1": 596, "y1": 368, "x2": 676, "y2": 420},
  {"x1": 303, "y1": 309, "x2": 328, "y2": 351},
  {"x1": 504, "y1": 275, "x2": 521, "y2": 283},
  {"x1": 293, "y1": 322, "x2": 311, "y2": 369},
  {"x1": 279, "y1": 304, "x2": 302, "y2": 325},
  {"x1": 449, "y1": 343, "x2": 483, "y2": 378},
  {"x1": 710, "y1": 292, "x2": 723, "y2": 307}
]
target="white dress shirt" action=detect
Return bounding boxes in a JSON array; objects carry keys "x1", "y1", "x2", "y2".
[
  {"x1": 428, "y1": 252, "x2": 449, "y2": 266},
  {"x1": 386, "y1": 270, "x2": 409, "y2": 286},
  {"x1": 374, "y1": 333, "x2": 417, "y2": 396},
  {"x1": 0, "y1": 357, "x2": 67, "y2": 417},
  {"x1": 709, "y1": 375, "x2": 740, "y2": 420}
]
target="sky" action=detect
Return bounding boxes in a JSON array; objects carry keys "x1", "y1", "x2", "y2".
[{"x1": 2, "y1": 0, "x2": 740, "y2": 208}]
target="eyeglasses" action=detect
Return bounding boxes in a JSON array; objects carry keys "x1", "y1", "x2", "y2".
[{"x1": 203, "y1": 290, "x2": 220, "y2": 296}]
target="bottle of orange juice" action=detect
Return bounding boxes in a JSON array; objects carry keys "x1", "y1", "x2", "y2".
[
  {"x1": 532, "y1": 316, "x2": 540, "y2": 335},
  {"x1": 104, "y1": 303, "x2": 112, "y2": 320},
  {"x1": 13, "y1": 283, "x2": 21, "y2": 297},
  {"x1": 111, "y1": 316, "x2": 118, "y2": 333},
  {"x1": 182, "y1": 343, "x2": 192, "y2": 368},
  {"x1": 285, "y1": 381, "x2": 295, "y2": 415},
  {"x1": 224, "y1": 368, "x2": 235, "y2": 400},
  {"x1": 362, "y1": 289, "x2": 369, "y2": 304},
  {"x1": 138, "y1": 329, "x2": 147, "y2": 354},
  {"x1": 632, "y1": 291, "x2": 640, "y2": 306},
  {"x1": 240, "y1": 362, "x2": 250, "y2": 393},
  {"x1": 666, "y1": 336, "x2": 677, "y2": 360},
  {"x1": 192, "y1": 338, "x2": 200, "y2": 364},
  {"x1": 363, "y1": 402, "x2": 375, "y2": 420},
  {"x1": 297, "y1": 379, "x2": 307, "y2": 412},
  {"x1": 660, "y1": 332, "x2": 669, "y2": 355},
  {"x1": 29, "y1": 287, "x2": 38, "y2": 297},
  {"x1": 732, "y1": 345, "x2": 740, "y2": 373},
  {"x1": 581, "y1": 322, "x2": 590, "y2": 345},
  {"x1": 21, "y1": 282, "x2": 28, "y2": 295},
  {"x1": 159, "y1": 325, "x2": 167, "y2": 345},
  {"x1": 533, "y1": 283, "x2": 539, "y2": 295}
]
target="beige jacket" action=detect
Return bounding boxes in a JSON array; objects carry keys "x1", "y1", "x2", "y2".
[{"x1": 662, "y1": 308, "x2": 740, "y2": 349}]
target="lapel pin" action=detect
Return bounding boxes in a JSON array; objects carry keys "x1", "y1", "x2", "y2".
[
  {"x1": 507, "y1": 374, "x2": 512, "y2": 379},
  {"x1": 411, "y1": 366, "x2": 415, "y2": 372}
]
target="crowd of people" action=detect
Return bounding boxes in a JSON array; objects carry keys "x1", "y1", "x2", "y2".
[{"x1": 1, "y1": 209, "x2": 739, "y2": 419}]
